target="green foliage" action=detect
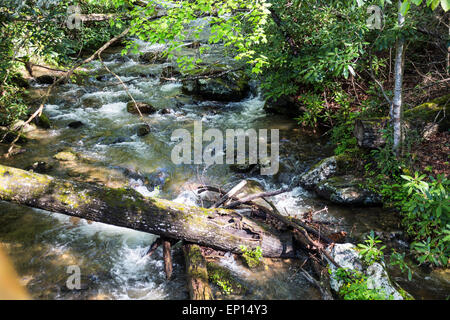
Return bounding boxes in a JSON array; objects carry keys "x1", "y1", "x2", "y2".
[
  {"x1": 239, "y1": 245, "x2": 263, "y2": 268},
  {"x1": 333, "y1": 267, "x2": 392, "y2": 300},
  {"x1": 400, "y1": 173, "x2": 450, "y2": 267},
  {"x1": 118, "y1": 0, "x2": 271, "y2": 73},
  {"x1": 357, "y1": 231, "x2": 386, "y2": 265}
]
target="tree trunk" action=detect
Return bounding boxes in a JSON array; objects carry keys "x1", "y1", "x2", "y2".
[
  {"x1": 392, "y1": 0, "x2": 405, "y2": 157},
  {"x1": 183, "y1": 244, "x2": 213, "y2": 300},
  {"x1": 0, "y1": 164, "x2": 294, "y2": 258}
]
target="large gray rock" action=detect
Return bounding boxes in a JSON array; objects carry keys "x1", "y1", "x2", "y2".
[
  {"x1": 315, "y1": 175, "x2": 382, "y2": 206},
  {"x1": 328, "y1": 243, "x2": 407, "y2": 300},
  {"x1": 299, "y1": 156, "x2": 337, "y2": 190}
]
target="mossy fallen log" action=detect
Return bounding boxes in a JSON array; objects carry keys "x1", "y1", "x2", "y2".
[{"x1": 0, "y1": 164, "x2": 293, "y2": 258}]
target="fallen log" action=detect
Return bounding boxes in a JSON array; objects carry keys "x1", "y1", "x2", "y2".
[
  {"x1": 183, "y1": 244, "x2": 213, "y2": 300},
  {"x1": 0, "y1": 164, "x2": 294, "y2": 258}
]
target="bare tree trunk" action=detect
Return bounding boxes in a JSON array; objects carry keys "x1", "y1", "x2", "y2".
[
  {"x1": 392, "y1": 0, "x2": 405, "y2": 157},
  {"x1": 0, "y1": 164, "x2": 294, "y2": 258}
]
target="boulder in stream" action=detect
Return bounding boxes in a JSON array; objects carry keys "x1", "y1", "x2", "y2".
[
  {"x1": 315, "y1": 175, "x2": 382, "y2": 206},
  {"x1": 182, "y1": 67, "x2": 250, "y2": 102},
  {"x1": 126, "y1": 101, "x2": 156, "y2": 115},
  {"x1": 137, "y1": 124, "x2": 150, "y2": 137},
  {"x1": 68, "y1": 121, "x2": 84, "y2": 129},
  {"x1": 299, "y1": 156, "x2": 338, "y2": 190}
]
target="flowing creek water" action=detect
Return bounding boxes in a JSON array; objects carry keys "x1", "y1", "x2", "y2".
[{"x1": 0, "y1": 34, "x2": 448, "y2": 300}]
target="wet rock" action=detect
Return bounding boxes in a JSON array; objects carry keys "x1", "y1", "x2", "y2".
[
  {"x1": 98, "y1": 136, "x2": 132, "y2": 145},
  {"x1": 137, "y1": 124, "x2": 150, "y2": 137},
  {"x1": 328, "y1": 243, "x2": 407, "y2": 300},
  {"x1": 126, "y1": 101, "x2": 156, "y2": 115},
  {"x1": 182, "y1": 68, "x2": 249, "y2": 102},
  {"x1": 68, "y1": 121, "x2": 84, "y2": 129},
  {"x1": 315, "y1": 175, "x2": 382, "y2": 206},
  {"x1": 35, "y1": 75, "x2": 59, "y2": 85},
  {"x1": 26, "y1": 161, "x2": 53, "y2": 173},
  {"x1": 160, "y1": 108, "x2": 173, "y2": 114},
  {"x1": 139, "y1": 51, "x2": 167, "y2": 64},
  {"x1": 299, "y1": 156, "x2": 337, "y2": 190},
  {"x1": 53, "y1": 151, "x2": 77, "y2": 161}
]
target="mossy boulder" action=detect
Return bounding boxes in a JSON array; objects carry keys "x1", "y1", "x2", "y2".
[
  {"x1": 354, "y1": 94, "x2": 450, "y2": 149},
  {"x1": 182, "y1": 66, "x2": 249, "y2": 101},
  {"x1": 315, "y1": 175, "x2": 382, "y2": 206},
  {"x1": 34, "y1": 113, "x2": 51, "y2": 129},
  {"x1": 404, "y1": 93, "x2": 450, "y2": 131},
  {"x1": 126, "y1": 102, "x2": 156, "y2": 115}
]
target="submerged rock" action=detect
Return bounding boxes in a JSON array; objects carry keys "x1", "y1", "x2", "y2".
[
  {"x1": 328, "y1": 243, "x2": 408, "y2": 300},
  {"x1": 126, "y1": 101, "x2": 156, "y2": 115},
  {"x1": 68, "y1": 121, "x2": 84, "y2": 129},
  {"x1": 315, "y1": 175, "x2": 382, "y2": 206},
  {"x1": 53, "y1": 151, "x2": 77, "y2": 161},
  {"x1": 137, "y1": 124, "x2": 150, "y2": 137}
]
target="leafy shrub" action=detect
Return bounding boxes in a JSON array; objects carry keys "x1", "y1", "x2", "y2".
[
  {"x1": 333, "y1": 268, "x2": 392, "y2": 300},
  {"x1": 399, "y1": 173, "x2": 449, "y2": 267},
  {"x1": 356, "y1": 231, "x2": 386, "y2": 265},
  {"x1": 239, "y1": 245, "x2": 263, "y2": 269}
]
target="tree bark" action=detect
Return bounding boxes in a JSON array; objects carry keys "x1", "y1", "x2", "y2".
[
  {"x1": 392, "y1": 0, "x2": 405, "y2": 157},
  {"x1": 0, "y1": 164, "x2": 294, "y2": 258},
  {"x1": 183, "y1": 244, "x2": 213, "y2": 300},
  {"x1": 163, "y1": 239, "x2": 173, "y2": 280}
]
